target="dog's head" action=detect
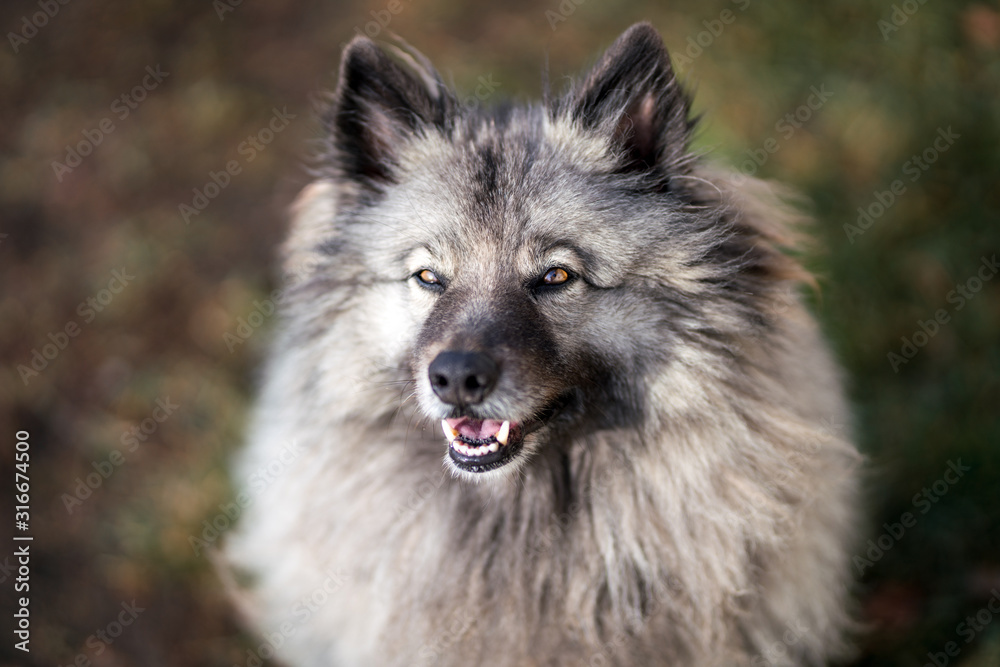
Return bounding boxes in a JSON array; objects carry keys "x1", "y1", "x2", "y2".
[{"x1": 286, "y1": 24, "x2": 801, "y2": 481}]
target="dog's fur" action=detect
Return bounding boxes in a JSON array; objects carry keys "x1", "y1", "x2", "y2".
[{"x1": 225, "y1": 23, "x2": 860, "y2": 666}]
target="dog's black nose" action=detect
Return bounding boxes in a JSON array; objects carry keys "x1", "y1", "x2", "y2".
[{"x1": 428, "y1": 351, "x2": 498, "y2": 406}]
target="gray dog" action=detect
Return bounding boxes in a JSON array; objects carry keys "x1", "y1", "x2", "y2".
[{"x1": 225, "y1": 23, "x2": 861, "y2": 666}]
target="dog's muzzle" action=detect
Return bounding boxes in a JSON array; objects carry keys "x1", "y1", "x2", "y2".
[
  {"x1": 428, "y1": 350, "x2": 525, "y2": 472},
  {"x1": 427, "y1": 349, "x2": 575, "y2": 474}
]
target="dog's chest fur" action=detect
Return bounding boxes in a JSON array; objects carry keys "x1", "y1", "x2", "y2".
[{"x1": 225, "y1": 23, "x2": 860, "y2": 667}]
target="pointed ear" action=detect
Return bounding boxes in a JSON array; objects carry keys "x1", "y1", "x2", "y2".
[
  {"x1": 561, "y1": 23, "x2": 693, "y2": 174},
  {"x1": 324, "y1": 36, "x2": 454, "y2": 191}
]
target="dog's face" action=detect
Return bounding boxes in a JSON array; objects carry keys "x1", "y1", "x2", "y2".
[
  {"x1": 396, "y1": 154, "x2": 654, "y2": 480},
  {"x1": 306, "y1": 25, "x2": 779, "y2": 481}
]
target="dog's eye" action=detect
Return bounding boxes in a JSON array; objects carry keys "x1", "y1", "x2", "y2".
[
  {"x1": 542, "y1": 268, "x2": 570, "y2": 286},
  {"x1": 531, "y1": 267, "x2": 574, "y2": 295},
  {"x1": 414, "y1": 269, "x2": 443, "y2": 290}
]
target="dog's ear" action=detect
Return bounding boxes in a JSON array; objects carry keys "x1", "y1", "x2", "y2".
[
  {"x1": 325, "y1": 36, "x2": 453, "y2": 192},
  {"x1": 560, "y1": 23, "x2": 693, "y2": 174}
]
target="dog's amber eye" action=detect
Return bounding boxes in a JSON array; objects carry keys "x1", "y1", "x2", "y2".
[
  {"x1": 415, "y1": 269, "x2": 442, "y2": 287},
  {"x1": 542, "y1": 268, "x2": 570, "y2": 285}
]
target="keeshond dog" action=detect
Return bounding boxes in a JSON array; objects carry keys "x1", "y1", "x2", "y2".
[{"x1": 225, "y1": 22, "x2": 861, "y2": 666}]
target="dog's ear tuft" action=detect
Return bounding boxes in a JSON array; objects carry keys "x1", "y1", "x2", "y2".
[
  {"x1": 559, "y1": 23, "x2": 694, "y2": 174},
  {"x1": 325, "y1": 36, "x2": 454, "y2": 192}
]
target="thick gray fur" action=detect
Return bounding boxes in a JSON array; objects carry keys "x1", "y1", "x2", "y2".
[{"x1": 225, "y1": 23, "x2": 861, "y2": 666}]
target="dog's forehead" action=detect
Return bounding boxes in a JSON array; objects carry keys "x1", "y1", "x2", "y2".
[
  {"x1": 374, "y1": 114, "x2": 682, "y2": 286},
  {"x1": 397, "y1": 120, "x2": 620, "y2": 234}
]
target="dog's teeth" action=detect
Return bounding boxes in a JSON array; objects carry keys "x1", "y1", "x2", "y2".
[
  {"x1": 496, "y1": 421, "x2": 510, "y2": 446},
  {"x1": 442, "y1": 420, "x2": 459, "y2": 442},
  {"x1": 451, "y1": 438, "x2": 504, "y2": 457}
]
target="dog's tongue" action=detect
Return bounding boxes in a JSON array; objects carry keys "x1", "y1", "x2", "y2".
[{"x1": 446, "y1": 417, "x2": 503, "y2": 441}]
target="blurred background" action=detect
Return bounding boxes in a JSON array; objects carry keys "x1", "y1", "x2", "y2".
[{"x1": 1, "y1": 0, "x2": 998, "y2": 665}]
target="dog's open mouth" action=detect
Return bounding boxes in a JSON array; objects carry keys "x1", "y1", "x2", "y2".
[
  {"x1": 442, "y1": 417, "x2": 524, "y2": 473},
  {"x1": 440, "y1": 395, "x2": 573, "y2": 473}
]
